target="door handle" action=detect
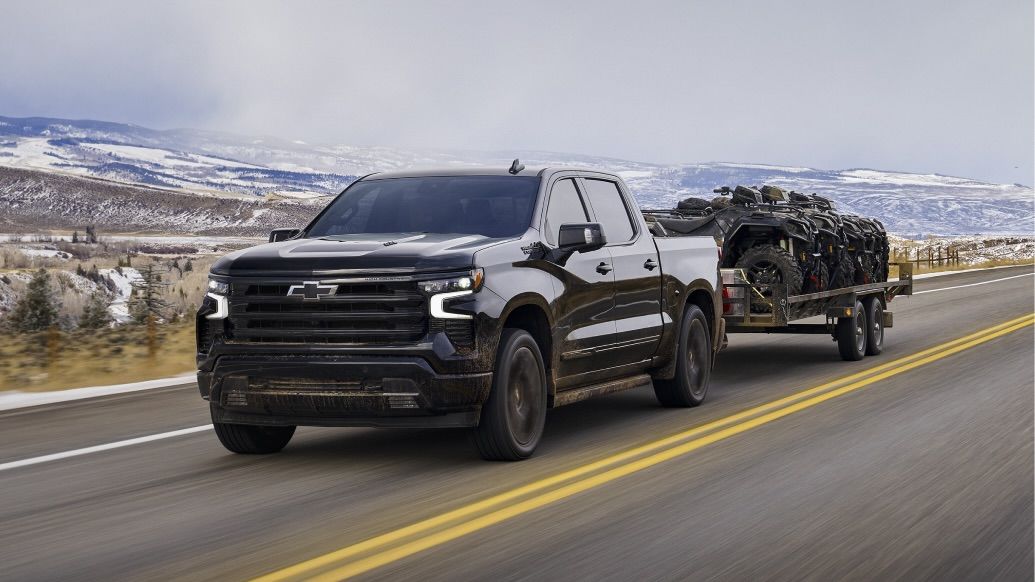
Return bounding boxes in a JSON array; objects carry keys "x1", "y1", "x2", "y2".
[
  {"x1": 596, "y1": 262, "x2": 613, "y2": 275},
  {"x1": 643, "y1": 259, "x2": 658, "y2": 271}
]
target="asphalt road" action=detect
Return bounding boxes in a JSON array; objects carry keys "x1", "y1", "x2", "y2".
[{"x1": 1, "y1": 265, "x2": 1032, "y2": 581}]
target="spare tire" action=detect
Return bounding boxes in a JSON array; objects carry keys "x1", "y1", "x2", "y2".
[{"x1": 735, "y1": 245, "x2": 804, "y2": 312}]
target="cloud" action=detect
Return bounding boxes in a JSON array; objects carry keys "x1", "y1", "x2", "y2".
[{"x1": 2, "y1": 0, "x2": 1032, "y2": 184}]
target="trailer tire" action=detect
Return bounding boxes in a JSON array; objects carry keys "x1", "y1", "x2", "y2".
[
  {"x1": 836, "y1": 299, "x2": 868, "y2": 361},
  {"x1": 472, "y1": 329, "x2": 547, "y2": 461},
  {"x1": 863, "y1": 296, "x2": 884, "y2": 356},
  {"x1": 654, "y1": 304, "x2": 712, "y2": 407}
]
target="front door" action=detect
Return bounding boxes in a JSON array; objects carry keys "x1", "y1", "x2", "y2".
[{"x1": 542, "y1": 177, "x2": 617, "y2": 383}]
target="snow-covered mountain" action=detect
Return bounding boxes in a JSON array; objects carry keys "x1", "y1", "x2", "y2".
[{"x1": 1, "y1": 115, "x2": 1031, "y2": 236}]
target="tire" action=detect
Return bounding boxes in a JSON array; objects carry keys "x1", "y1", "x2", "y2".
[
  {"x1": 856, "y1": 254, "x2": 874, "y2": 284},
  {"x1": 211, "y1": 405, "x2": 296, "y2": 454},
  {"x1": 735, "y1": 245, "x2": 804, "y2": 312},
  {"x1": 654, "y1": 304, "x2": 712, "y2": 407},
  {"x1": 832, "y1": 254, "x2": 856, "y2": 290},
  {"x1": 863, "y1": 296, "x2": 884, "y2": 356},
  {"x1": 472, "y1": 329, "x2": 547, "y2": 461},
  {"x1": 836, "y1": 299, "x2": 868, "y2": 361}
]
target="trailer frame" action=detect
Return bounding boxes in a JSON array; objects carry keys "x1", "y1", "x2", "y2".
[{"x1": 721, "y1": 263, "x2": 913, "y2": 358}]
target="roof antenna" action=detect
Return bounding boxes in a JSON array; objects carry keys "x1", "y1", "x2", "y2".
[{"x1": 508, "y1": 158, "x2": 525, "y2": 175}]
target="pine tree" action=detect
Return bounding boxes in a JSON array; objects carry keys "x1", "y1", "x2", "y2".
[
  {"x1": 72, "y1": 230, "x2": 80, "y2": 243},
  {"x1": 6, "y1": 269, "x2": 60, "y2": 332},
  {"x1": 129, "y1": 265, "x2": 171, "y2": 358},
  {"x1": 129, "y1": 264, "x2": 171, "y2": 325},
  {"x1": 183, "y1": 259, "x2": 193, "y2": 272},
  {"x1": 79, "y1": 291, "x2": 112, "y2": 329}
]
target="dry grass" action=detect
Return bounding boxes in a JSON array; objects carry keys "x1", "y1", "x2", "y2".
[
  {"x1": 889, "y1": 257, "x2": 1035, "y2": 277},
  {"x1": 0, "y1": 322, "x2": 196, "y2": 392}
]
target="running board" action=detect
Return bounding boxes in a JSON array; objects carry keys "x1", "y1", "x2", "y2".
[{"x1": 552, "y1": 374, "x2": 653, "y2": 408}]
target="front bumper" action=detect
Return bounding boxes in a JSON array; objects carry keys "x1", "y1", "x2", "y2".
[{"x1": 201, "y1": 355, "x2": 492, "y2": 428}]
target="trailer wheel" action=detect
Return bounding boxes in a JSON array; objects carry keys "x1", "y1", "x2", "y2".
[
  {"x1": 863, "y1": 297, "x2": 884, "y2": 356},
  {"x1": 836, "y1": 299, "x2": 868, "y2": 361},
  {"x1": 472, "y1": 328, "x2": 547, "y2": 461},
  {"x1": 654, "y1": 304, "x2": 712, "y2": 407}
]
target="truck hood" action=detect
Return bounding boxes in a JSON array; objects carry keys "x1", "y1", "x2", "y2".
[{"x1": 211, "y1": 233, "x2": 502, "y2": 277}]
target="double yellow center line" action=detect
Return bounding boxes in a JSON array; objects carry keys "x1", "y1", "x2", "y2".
[{"x1": 256, "y1": 313, "x2": 1034, "y2": 581}]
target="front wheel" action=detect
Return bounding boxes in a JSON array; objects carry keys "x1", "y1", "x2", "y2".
[
  {"x1": 211, "y1": 405, "x2": 296, "y2": 454},
  {"x1": 654, "y1": 304, "x2": 712, "y2": 407},
  {"x1": 472, "y1": 329, "x2": 547, "y2": 461}
]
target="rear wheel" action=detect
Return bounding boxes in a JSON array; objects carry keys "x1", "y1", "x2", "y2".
[
  {"x1": 863, "y1": 296, "x2": 884, "y2": 356},
  {"x1": 473, "y1": 329, "x2": 547, "y2": 461},
  {"x1": 836, "y1": 299, "x2": 868, "y2": 361},
  {"x1": 654, "y1": 304, "x2": 712, "y2": 407},
  {"x1": 211, "y1": 405, "x2": 296, "y2": 454}
]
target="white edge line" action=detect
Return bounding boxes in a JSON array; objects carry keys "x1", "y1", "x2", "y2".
[
  {"x1": 912, "y1": 263, "x2": 1034, "y2": 280},
  {"x1": 0, "y1": 373, "x2": 197, "y2": 412},
  {"x1": 0, "y1": 425, "x2": 213, "y2": 472},
  {"x1": 913, "y1": 273, "x2": 1034, "y2": 295}
]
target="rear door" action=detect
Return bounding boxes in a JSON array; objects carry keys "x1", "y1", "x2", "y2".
[
  {"x1": 542, "y1": 177, "x2": 617, "y2": 381},
  {"x1": 581, "y1": 177, "x2": 663, "y2": 367}
]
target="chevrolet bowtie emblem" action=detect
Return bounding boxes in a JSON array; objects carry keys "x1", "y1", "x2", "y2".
[{"x1": 286, "y1": 281, "x2": 338, "y2": 301}]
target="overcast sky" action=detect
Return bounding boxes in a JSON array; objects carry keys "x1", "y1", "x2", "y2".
[{"x1": 2, "y1": 0, "x2": 1032, "y2": 184}]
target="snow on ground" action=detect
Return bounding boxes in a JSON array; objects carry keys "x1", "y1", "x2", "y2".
[
  {"x1": 81, "y1": 143, "x2": 267, "y2": 169},
  {"x1": 889, "y1": 234, "x2": 1035, "y2": 265},
  {"x1": 1, "y1": 234, "x2": 261, "y2": 246},
  {"x1": 100, "y1": 267, "x2": 142, "y2": 322},
  {"x1": 18, "y1": 247, "x2": 71, "y2": 259}
]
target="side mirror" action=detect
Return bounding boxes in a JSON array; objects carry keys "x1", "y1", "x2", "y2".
[
  {"x1": 558, "y1": 223, "x2": 606, "y2": 253},
  {"x1": 269, "y1": 228, "x2": 301, "y2": 243}
]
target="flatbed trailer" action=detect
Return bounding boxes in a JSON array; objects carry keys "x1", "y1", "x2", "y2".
[{"x1": 720, "y1": 263, "x2": 913, "y2": 360}]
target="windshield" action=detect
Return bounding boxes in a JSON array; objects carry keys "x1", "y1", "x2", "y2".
[{"x1": 306, "y1": 176, "x2": 540, "y2": 239}]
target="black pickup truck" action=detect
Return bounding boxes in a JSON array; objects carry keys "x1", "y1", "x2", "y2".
[{"x1": 197, "y1": 164, "x2": 723, "y2": 460}]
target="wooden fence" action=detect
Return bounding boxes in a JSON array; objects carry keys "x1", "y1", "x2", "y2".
[{"x1": 891, "y1": 246, "x2": 961, "y2": 269}]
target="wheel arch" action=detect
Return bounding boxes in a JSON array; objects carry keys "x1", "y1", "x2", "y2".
[
  {"x1": 652, "y1": 279, "x2": 719, "y2": 381},
  {"x1": 497, "y1": 295, "x2": 554, "y2": 389}
]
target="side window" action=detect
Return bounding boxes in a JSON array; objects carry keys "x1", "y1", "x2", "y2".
[
  {"x1": 544, "y1": 178, "x2": 589, "y2": 245},
  {"x1": 584, "y1": 179, "x2": 635, "y2": 242}
]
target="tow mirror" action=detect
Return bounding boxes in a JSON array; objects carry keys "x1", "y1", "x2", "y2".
[
  {"x1": 269, "y1": 228, "x2": 301, "y2": 243},
  {"x1": 558, "y1": 223, "x2": 606, "y2": 253}
]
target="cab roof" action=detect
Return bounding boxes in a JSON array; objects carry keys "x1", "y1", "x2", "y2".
[{"x1": 363, "y1": 166, "x2": 616, "y2": 180}]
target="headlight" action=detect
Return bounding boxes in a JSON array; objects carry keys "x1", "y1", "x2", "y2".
[
  {"x1": 419, "y1": 268, "x2": 483, "y2": 294},
  {"x1": 205, "y1": 277, "x2": 229, "y2": 319},
  {"x1": 421, "y1": 269, "x2": 483, "y2": 320},
  {"x1": 207, "y1": 278, "x2": 229, "y2": 295}
]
